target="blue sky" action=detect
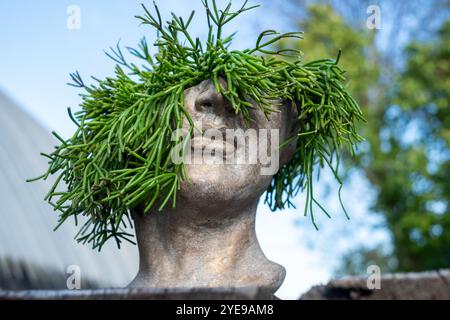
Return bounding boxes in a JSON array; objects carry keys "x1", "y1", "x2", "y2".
[
  {"x1": 0, "y1": 0, "x2": 389, "y2": 299},
  {"x1": 0, "y1": 0, "x2": 284, "y2": 136}
]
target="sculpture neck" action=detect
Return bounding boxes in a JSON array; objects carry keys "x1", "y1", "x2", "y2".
[{"x1": 129, "y1": 198, "x2": 285, "y2": 294}]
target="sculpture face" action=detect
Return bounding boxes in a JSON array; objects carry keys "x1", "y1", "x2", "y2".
[
  {"x1": 179, "y1": 78, "x2": 298, "y2": 207},
  {"x1": 129, "y1": 78, "x2": 296, "y2": 292}
]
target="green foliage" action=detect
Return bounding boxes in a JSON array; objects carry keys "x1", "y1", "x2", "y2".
[
  {"x1": 29, "y1": 1, "x2": 363, "y2": 250},
  {"x1": 280, "y1": 3, "x2": 450, "y2": 274},
  {"x1": 334, "y1": 246, "x2": 397, "y2": 277},
  {"x1": 379, "y1": 20, "x2": 450, "y2": 271}
]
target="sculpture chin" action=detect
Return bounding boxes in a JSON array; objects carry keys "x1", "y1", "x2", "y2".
[{"x1": 180, "y1": 163, "x2": 272, "y2": 205}]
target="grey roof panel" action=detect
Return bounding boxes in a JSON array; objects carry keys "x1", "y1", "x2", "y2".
[{"x1": 0, "y1": 90, "x2": 138, "y2": 288}]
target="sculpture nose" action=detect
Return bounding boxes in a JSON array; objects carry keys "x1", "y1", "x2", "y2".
[{"x1": 194, "y1": 79, "x2": 229, "y2": 115}]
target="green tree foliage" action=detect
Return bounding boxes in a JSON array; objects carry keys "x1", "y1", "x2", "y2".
[
  {"x1": 279, "y1": 3, "x2": 450, "y2": 273},
  {"x1": 383, "y1": 21, "x2": 450, "y2": 271}
]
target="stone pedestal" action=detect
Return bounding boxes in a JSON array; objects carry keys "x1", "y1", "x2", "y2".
[{"x1": 0, "y1": 287, "x2": 277, "y2": 300}]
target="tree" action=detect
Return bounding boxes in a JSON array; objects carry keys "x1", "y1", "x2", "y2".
[
  {"x1": 379, "y1": 21, "x2": 450, "y2": 271},
  {"x1": 276, "y1": 2, "x2": 450, "y2": 274}
]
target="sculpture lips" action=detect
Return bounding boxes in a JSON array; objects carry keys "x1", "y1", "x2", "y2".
[
  {"x1": 190, "y1": 136, "x2": 236, "y2": 158},
  {"x1": 188, "y1": 124, "x2": 244, "y2": 158}
]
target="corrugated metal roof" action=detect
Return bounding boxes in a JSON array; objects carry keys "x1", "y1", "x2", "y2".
[{"x1": 0, "y1": 90, "x2": 138, "y2": 289}]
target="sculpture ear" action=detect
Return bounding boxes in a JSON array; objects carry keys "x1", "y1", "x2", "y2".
[{"x1": 279, "y1": 100, "x2": 299, "y2": 167}]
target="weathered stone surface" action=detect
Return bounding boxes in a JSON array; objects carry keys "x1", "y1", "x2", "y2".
[
  {"x1": 300, "y1": 269, "x2": 450, "y2": 300},
  {"x1": 0, "y1": 286, "x2": 276, "y2": 300}
]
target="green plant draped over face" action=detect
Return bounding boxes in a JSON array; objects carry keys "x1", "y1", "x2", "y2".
[{"x1": 29, "y1": 0, "x2": 364, "y2": 250}]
